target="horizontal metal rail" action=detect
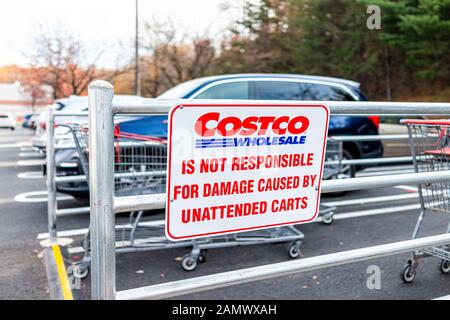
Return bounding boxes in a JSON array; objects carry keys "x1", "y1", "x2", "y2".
[
  {"x1": 112, "y1": 100, "x2": 450, "y2": 116},
  {"x1": 54, "y1": 112, "x2": 89, "y2": 118},
  {"x1": 55, "y1": 156, "x2": 411, "y2": 184},
  {"x1": 59, "y1": 161, "x2": 417, "y2": 215},
  {"x1": 56, "y1": 207, "x2": 90, "y2": 216},
  {"x1": 112, "y1": 170, "x2": 450, "y2": 213},
  {"x1": 115, "y1": 232, "x2": 450, "y2": 300},
  {"x1": 114, "y1": 194, "x2": 166, "y2": 214},
  {"x1": 55, "y1": 170, "x2": 166, "y2": 183},
  {"x1": 341, "y1": 156, "x2": 412, "y2": 165},
  {"x1": 332, "y1": 134, "x2": 410, "y2": 141},
  {"x1": 321, "y1": 170, "x2": 450, "y2": 193}
]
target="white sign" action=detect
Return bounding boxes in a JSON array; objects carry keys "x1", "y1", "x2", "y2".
[{"x1": 166, "y1": 104, "x2": 329, "y2": 241}]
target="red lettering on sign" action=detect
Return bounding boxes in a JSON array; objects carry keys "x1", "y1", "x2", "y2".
[{"x1": 194, "y1": 113, "x2": 310, "y2": 137}]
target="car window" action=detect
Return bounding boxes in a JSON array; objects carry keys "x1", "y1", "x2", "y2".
[
  {"x1": 253, "y1": 80, "x2": 355, "y2": 101},
  {"x1": 298, "y1": 83, "x2": 354, "y2": 101},
  {"x1": 194, "y1": 81, "x2": 250, "y2": 99},
  {"x1": 158, "y1": 78, "x2": 209, "y2": 99},
  {"x1": 60, "y1": 99, "x2": 89, "y2": 113},
  {"x1": 253, "y1": 81, "x2": 302, "y2": 100}
]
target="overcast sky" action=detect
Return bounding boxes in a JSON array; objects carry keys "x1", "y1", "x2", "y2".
[{"x1": 0, "y1": 0, "x2": 244, "y2": 68}]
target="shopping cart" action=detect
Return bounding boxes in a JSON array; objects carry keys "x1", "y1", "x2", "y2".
[
  {"x1": 61, "y1": 123, "x2": 304, "y2": 277},
  {"x1": 400, "y1": 119, "x2": 450, "y2": 283},
  {"x1": 319, "y1": 138, "x2": 344, "y2": 224}
]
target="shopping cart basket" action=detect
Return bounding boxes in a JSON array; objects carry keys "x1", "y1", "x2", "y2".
[
  {"x1": 400, "y1": 119, "x2": 450, "y2": 283},
  {"x1": 319, "y1": 138, "x2": 344, "y2": 224},
  {"x1": 62, "y1": 123, "x2": 304, "y2": 277}
]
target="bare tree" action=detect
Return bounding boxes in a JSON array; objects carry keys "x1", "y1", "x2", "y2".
[
  {"x1": 24, "y1": 26, "x2": 102, "y2": 99},
  {"x1": 18, "y1": 67, "x2": 48, "y2": 113},
  {"x1": 140, "y1": 20, "x2": 216, "y2": 96}
]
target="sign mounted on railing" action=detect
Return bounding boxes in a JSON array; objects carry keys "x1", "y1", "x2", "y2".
[{"x1": 166, "y1": 104, "x2": 330, "y2": 241}]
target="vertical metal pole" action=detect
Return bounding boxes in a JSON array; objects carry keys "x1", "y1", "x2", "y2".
[
  {"x1": 407, "y1": 124, "x2": 426, "y2": 240},
  {"x1": 88, "y1": 81, "x2": 115, "y2": 300},
  {"x1": 46, "y1": 107, "x2": 57, "y2": 243},
  {"x1": 134, "y1": 0, "x2": 141, "y2": 96}
]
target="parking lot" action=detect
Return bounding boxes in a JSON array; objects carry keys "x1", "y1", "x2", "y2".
[{"x1": 1, "y1": 127, "x2": 449, "y2": 300}]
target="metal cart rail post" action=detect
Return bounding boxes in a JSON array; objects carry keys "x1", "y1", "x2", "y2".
[
  {"x1": 46, "y1": 107, "x2": 57, "y2": 243},
  {"x1": 88, "y1": 81, "x2": 115, "y2": 300},
  {"x1": 45, "y1": 111, "x2": 91, "y2": 240}
]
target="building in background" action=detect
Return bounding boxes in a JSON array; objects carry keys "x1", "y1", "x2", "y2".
[{"x1": 0, "y1": 82, "x2": 53, "y2": 121}]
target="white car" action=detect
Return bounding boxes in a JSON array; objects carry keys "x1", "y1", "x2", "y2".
[
  {"x1": 33, "y1": 96, "x2": 88, "y2": 150},
  {"x1": 0, "y1": 114, "x2": 16, "y2": 130},
  {"x1": 33, "y1": 95, "x2": 147, "y2": 151}
]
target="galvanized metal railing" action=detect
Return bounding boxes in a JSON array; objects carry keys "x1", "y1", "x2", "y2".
[
  {"x1": 83, "y1": 80, "x2": 450, "y2": 300},
  {"x1": 45, "y1": 109, "x2": 416, "y2": 226}
]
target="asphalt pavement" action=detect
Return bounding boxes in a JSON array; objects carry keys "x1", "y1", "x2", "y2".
[{"x1": 1, "y1": 127, "x2": 449, "y2": 300}]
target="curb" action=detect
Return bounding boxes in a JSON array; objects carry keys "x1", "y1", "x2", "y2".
[{"x1": 43, "y1": 245, "x2": 74, "y2": 300}]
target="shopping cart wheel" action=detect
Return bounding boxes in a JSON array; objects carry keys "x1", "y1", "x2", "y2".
[
  {"x1": 181, "y1": 254, "x2": 198, "y2": 271},
  {"x1": 72, "y1": 264, "x2": 89, "y2": 279},
  {"x1": 322, "y1": 213, "x2": 334, "y2": 225},
  {"x1": 197, "y1": 250, "x2": 207, "y2": 263},
  {"x1": 439, "y1": 260, "x2": 450, "y2": 274},
  {"x1": 287, "y1": 241, "x2": 302, "y2": 259},
  {"x1": 401, "y1": 260, "x2": 416, "y2": 283}
]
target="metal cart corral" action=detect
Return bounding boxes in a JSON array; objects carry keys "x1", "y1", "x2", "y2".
[
  {"x1": 400, "y1": 119, "x2": 450, "y2": 283},
  {"x1": 64, "y1": 123, "x2": 304, "y2": 276}
]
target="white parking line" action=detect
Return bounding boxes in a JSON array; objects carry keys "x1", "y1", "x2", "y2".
[
  {"x1": 0, "y1": 198, "x2": 16, "y2": 205},
  {"x1": 68, "y1": 238, "x2": 168, "y2": 254},
  {"x1": 0, "y1": 161, "x2": 18, "y2": 168},
  {"x1": 0, "y1": 141, "x2": 32, "y2": 149},
  {"x1": 433, "y1": 294, "x2": 450, "y2": 300},
  {"x1": 0, "y1": 143, "x2": 21, "y2": 149},
  {"x1": 37, "y1": 228, "x2": 90, "y2": 240},
  {"x1": 356, "y1": 169, "x2": 414, "y2": 177},
  {"x1": 37, "y1": 220, "x2": 165, "y2": 240},
  {"x1": 322, "y1": 193, "x2": 418, "y2": 207},
  {"x1": 363, "y1": 164, "x2": 413, "y2": 171},
  {"x1": 17, "y1": 171, "x2": 44, "y2": 179},
  {"x1": 18, "y1": 152, "x2": 44, "y2": 158},
  {"x1": 17, "y1": 159, "x2": 46, "y2": 166},
  {"x1": 395, "y1": 185, "x2": 419, "y2": 193},
  {"x1": 320, "y1": 203, "x2": 420, "y2": 222},
  {"x1": 14, "y1": 191, "x2": 73, "y2": 203}
]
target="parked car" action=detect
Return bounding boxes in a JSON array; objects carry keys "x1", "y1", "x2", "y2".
[
  {"x1": 33, "y1": 97, "x2": 86, "y2": 150},
  {"x1": 29, "y1": 113, "x2": 40, "y2": 129},
  {"x1": 22, "y1": 113, "x2": 39, "y2": 129},
  {"x1": 22, "y1": 114, "x2": 33, "y2": 128},
  {"x1": 55, "y1": 74, "x2": 382, "y2": 198},
  {"x1": 34, "y1": 95, "x2": 148, "y2": 153},
  {"x1": 0, "y1": 113, "x2": 16, "y2": 130}
]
